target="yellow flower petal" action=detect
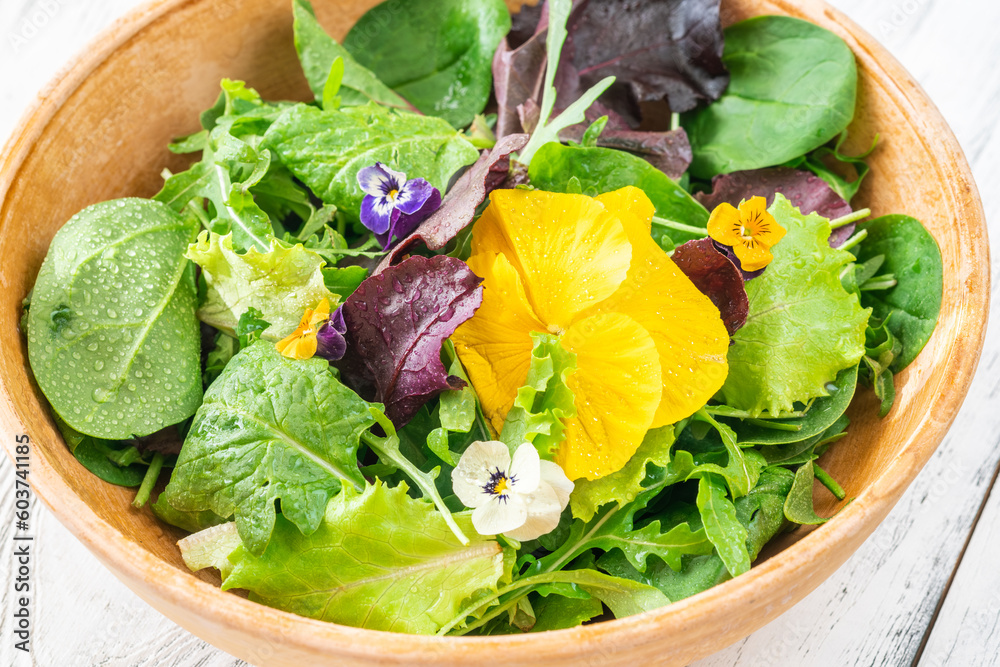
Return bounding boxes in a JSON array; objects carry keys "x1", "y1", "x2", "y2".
[
  {"x1": 739, "y1": 196, "x2": 786, "y2": 248},
  {"x1": 586, "y1": 188, "x2": 730, "y2": 427},
  {"x1": 707, "y1": 202, "x2": 744, "y2": 247},
  {"x1": 453, "y1": 252, "x2": 546, "y2": 434},
  {"x1": 557, "y1": 313, "x2": 662, "y2": 480},
  {"x1": 471, "y1": 189, "x2": 632, "y2": 330},
  {"x1": 732, "y1": 240, "x2": 774, "y2": 272}
]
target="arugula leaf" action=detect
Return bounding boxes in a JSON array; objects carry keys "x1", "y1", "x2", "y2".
[
  {"x1": 783, "y1": 460, "x2": 828, "y2": 525},
  {"x1": 235, "y1": 307, "x2": 270, "y2": 348},
  {"x1": 27, "y1": 198, "x2": 203, "y2": 439},
  {"x1": 186, "y1": 231, "x2": 336, "y2": 340},
  {"x1": 853, "y1": 215, "x2": 943, "y2": 372},
  {"x1": 528, "y1": 144, "x2": 710, "y2": 233},
  {"x1": 219, "y1": 481, "x2": 507, "y2": 634},
  {"x1": 599, "y1": 550, "x2": 728, "y2": 603},
  {"x1": 682, "y1": 411, "x2": 764, "y2": 498},
  {"x1": 291, "y1": 0, "x2": 411, "y2": 110},
  {"x1": 696, "y1": 474, "x2": 750, "y2": 577},
  {"x1": 499, "y1": 332, "x2": 577, "y2": 458},
  {"x1": 163, "y1": 342, "x2": 374, "y2": 555},
  {"x1": 343, "y1": 0, "x2": 511, "y2": 128},
  {"x1": 339, "y1": 255, "x2": 483, "y2": 427},
  {"x1": 683, "y1": 16, "x2": 857, "y2": 178},
  {"x1": 264, "y1": 103, "x2": 478, "y2": 225},
  {"x1": 720, "y1": 195, "x2": 869, "y2": 416},
  {"x1": 570, "y1": 426, "x2": 674, "y2": 522}
]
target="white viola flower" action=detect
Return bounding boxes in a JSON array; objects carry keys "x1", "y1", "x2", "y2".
[{"x1": 451, "y1": 441, "x2": 573, "y2": 541}]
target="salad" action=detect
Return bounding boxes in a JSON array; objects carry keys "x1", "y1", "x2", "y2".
[{"x1": 23, "y1": 0, "x2": 943, "y2": 637}]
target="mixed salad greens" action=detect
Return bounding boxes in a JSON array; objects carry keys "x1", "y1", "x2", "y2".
[{"x1": 23, "y1": 0, "x2": 943, "y2": 636}]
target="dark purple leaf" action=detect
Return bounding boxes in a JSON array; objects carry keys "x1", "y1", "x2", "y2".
[
  {"x1": 508, "y1": 2, "x2": 546, "y2": 49},
  {"x1": 559, "y1": 104, "x2": 693, "y2": 179},
  {"x1": 493, "y1": 31, "x2": 547, "y2": 139},
  {"x1": 711, "y1": 241, "x2": 764, "y2": 282},
  {"x1": 377, "y1": 133, "x2": 530, "y2": 274},
  {"x1": 695, "y1": 166, "x2": 856, "y2": 246},
  {"x1": 130, "y1": 425, "x2": 184, "y2": 456},
  {"x1": 339, "y1": 255, "x2": 484, "y2": 427},
  {"x1": 672, "y1": 238, "x2": 748, "y2": 335},
  {"x1": 563, "y1": 0, "x2": 729, "y2": 119}
]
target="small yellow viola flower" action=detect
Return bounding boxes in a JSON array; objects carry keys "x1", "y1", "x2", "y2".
[
  {"x1": 452, "y1": 187, "x2": 730, "y2": 481},
  {"x1": 707, "y1": 196, "x2": 786, "y2": 272},
  {"x1": 275, "y1": 298, "x2": 331, "y2": 360}
]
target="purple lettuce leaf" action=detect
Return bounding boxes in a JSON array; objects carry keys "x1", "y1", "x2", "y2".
[
  {"x1": 672, "y1": 238, "x2": 748, "y2": 336},
  {"x1": 338, "y1": 255, "x2": 484, "y2": 427},
  {"x1": 695, "y1": 166, "x2": 856, "y2": 246},
  {"x1": 376, "y1": 133, "x2": 530, "y2": 274},
  {"x1": 562, "y1": 0, "x2": 729, "y2": 122},
  {"x1": 558, "y1": 104, "x2": 693, "y2": 179},
  {"x1": 493, "y1": 26, "x2": 547, "y2": 139}
]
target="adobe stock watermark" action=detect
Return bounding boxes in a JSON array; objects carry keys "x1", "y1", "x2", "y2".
[
  {"x1": 876, "y1": 0, "x2": 930, "y2": 39},
  {"x1": 8, "y1": 0, "x2": 63, "y2": 54}
]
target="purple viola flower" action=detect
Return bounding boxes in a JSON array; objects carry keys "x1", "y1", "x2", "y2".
[
  {"x1": 357, "y1": 163, "x2": 442, "y2": 249},
  {"x1": 315, "y1": 306, "x2": 348, "y2": 362}
]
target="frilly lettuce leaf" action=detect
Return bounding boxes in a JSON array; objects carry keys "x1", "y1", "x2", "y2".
[
  {"x1": 570, "y1": 425, "x2": 674, "y2": 522},
  {"x1": 164, "y1": 342, "x2": 374, "y2": 556},
  {"x1": 719, "y1": 194, "x2": 869, "y2": 416},
  {"x1": 186, "y1": 231, "x2": 337, "y2": 339},
  {"x1": 499, "y1": 332, "x2": 577, "y2": 457},
  {"x1": 219, "y1": 481, "x2": 510, "y2": 635}
]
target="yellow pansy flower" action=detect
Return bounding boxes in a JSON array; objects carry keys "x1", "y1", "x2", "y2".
[
  {"x1": 707, "y1": 196, "x2": 787, "y2": 272},
  {"x1": 275, "y1": 298, "x2": 331, "y2": 360},
  {"x1": 452, "y1": 187, "x2": 730, "y2": 481}
]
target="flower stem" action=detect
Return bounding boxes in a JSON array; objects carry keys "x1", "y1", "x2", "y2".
[
  {"x1": 837, "y1": 228, "x2": 868, "y2": 252},
  {"x1": 814, "y1": 463, "x2": 846, "y2": 500},
  {"x1": 132, "y1": 452, "x2": 165, "y2": 509},
  {"x1": 830, "y1": 208, "x2": 871, "y2": 229},
  {"x1": 651, "y1": 216, "x2": 709, "y2": 238}
]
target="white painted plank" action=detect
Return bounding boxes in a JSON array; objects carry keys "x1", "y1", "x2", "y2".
[
  {"x1": 1, "y1": 1, "x2": 998, "y2": 666},
  {"x1": 919, "y1": 482, "x2": 1000, "y2": 665}
]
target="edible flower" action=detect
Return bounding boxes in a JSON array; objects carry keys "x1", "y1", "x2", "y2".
[
  {"x1": 276, "y1": 298, "x2": 330, "y2": 360},
  {"x1": 357, "y1": 162, "x2": 442, "y2": 248},
  {"x1": 451, "y1": 440, "x2": 573, "y2": 541},
  {"x1": 707, "y1": 196, "x2": 786, "y2": 272},
  {"x1": 452, "y1": 187, "x2": 730, "y2": 481}
]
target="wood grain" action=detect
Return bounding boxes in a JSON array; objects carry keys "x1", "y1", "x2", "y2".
[{"x1": 0, "y1": 0, "x2": 994, "y2": 666}]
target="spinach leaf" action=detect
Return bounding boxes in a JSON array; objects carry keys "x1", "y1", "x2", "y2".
[
  {"x1": 683, "y1": 16, "x2": 857, "y2": 179},
  {"x1": 720, "y1": 196, "x2": 869, "y2": 416},
  {"x1": 264, "y1": 103, "x2": 478, "y2": 225},
  {"x1": 853, "y1": 215, "x2": 943, "y2": 371},
  {"x1": 291, "y1": 0, "x2": 412, "y2": 110},
  {"x1": 217, "y1": 481, "x2": 508, "y2": 634},
  {"x1": 151, "y1": 493, "x2": 227, "y2": 534},
  {"x1": 528, "y1": 144, "x2": 710, "y2": 231},
  {"x1": 54, "y1": 416, "x2": 147, "y2": 487},
  {"x1": 163, "y1": 342, "x2": 375, "y2": 555},
  {"x1": 27, "y1": 198, "x2": 203, "y2": 439},
  {"x1": 343, "y1": 0, "x2": 511, "y2": 128}
]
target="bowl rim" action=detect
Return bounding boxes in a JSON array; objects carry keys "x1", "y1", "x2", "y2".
[{"x1": 0, "y1": 0, "x2": 990, "y2": 662}]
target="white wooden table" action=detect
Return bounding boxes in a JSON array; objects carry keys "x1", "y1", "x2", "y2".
[{"x1": 1, "y1": 1, "x2": 997, "y2": 665}]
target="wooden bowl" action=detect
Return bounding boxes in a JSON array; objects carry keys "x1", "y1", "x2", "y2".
[{"x1": 0, "y1": 0, "x2": 989, "y2": 664}]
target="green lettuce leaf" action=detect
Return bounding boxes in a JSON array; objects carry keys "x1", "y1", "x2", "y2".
[
  {"x1": 163, "y1": 342, "x2": 374, "y2": 555},
  {"x1": 186, "y1": 231, "x2": 336, "y2": 339},
  {"x1": 264, "y1": 103, "x2": 479, "y2": 225},
  {"x1": 292, "y1": 0, "x2": 412, "y2": 110},
  {"x1": 27, "y1": 198, "x2": 203, "y2": 439},
  {"x1": 720, "y1": 194, "x2": 869, "y2": 416},
  {"x1": 499, "y1": 332, "x2": 577, "y2": 458},
  {"x1": 570, "y1": 425, "x2": 675, "y2": 522},
  {"x1": 343, "y1": 0, "x2": 511, "y2": 128},
  {"x1": 220, "y1": 481, "x2": 508, "y2": 634}
]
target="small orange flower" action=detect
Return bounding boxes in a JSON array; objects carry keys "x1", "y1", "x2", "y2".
[
  {"x1": 707, "y1": 197, "x2": 786, "y2": 272},
  {"x1": 275, "y1": 299, "x2": 330, "y2": 360}
]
